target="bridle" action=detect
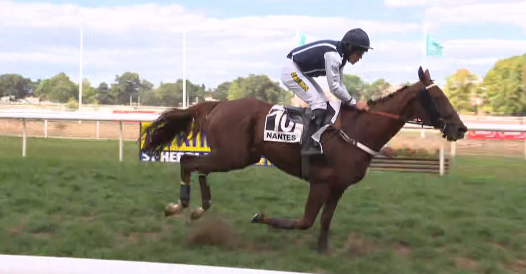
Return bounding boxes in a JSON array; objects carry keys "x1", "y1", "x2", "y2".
[
  {"x1": 334, "y1": 82, "x2": 446, "y2": 157},
  {"x1": 367, "y1": 83, "x2": 445, "y2": 131}
]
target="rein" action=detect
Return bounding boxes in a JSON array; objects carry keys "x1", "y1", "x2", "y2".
[
  {"x1": 368, "y1": 83, "x2": 438, "y2": 123},
  {"x1": 369, "y1": 111, "x2": 427, "y2": 128},
  {"x1": 334, "y1": 83, "x2": 440, "y2": 157},
  {"x1": 369, "y1": 111, "x2": 401, "y2": 120}
]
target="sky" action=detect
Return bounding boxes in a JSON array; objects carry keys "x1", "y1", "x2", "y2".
[{"x1": 1, "y1": 0, "x2": 526, "y2": 92}]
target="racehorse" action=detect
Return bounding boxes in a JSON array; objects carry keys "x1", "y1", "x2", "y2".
[{"x1": 141, "y1": 67, "x2": 467, "y2": 253}]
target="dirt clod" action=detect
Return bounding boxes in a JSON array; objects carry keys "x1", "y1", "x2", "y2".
[
  {"x1": 346, "y1": 233, "x2": 378, "y2": 257},
  {"x1": 187, "y1": 217, "x2": 237, "y2": 249}
]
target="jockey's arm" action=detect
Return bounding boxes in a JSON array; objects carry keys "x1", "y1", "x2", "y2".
[{"x1": 324, "y1": 51, "x2": 356, "y2": 106}]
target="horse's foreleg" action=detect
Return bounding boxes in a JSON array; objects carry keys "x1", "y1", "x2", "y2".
[
  {"x1": 317, "y1": 187, "x2": 344, "y2": 254},
  {"x1": 252, "y1": 182, "x2": 330, "y2": 230}
]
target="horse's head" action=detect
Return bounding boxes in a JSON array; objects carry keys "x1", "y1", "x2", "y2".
[
  {"x1": 363, "y1": 66, "x2": 467, "y2": 142},
  {"x1": 408, "y1": 66, "x2": 467, "y2": 141}
]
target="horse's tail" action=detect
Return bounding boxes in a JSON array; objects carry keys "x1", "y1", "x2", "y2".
[{"x1": 141, "y1": 101, "x2": 221, "y2": 153}]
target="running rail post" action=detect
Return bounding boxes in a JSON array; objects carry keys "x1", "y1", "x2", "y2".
[
  {"x1": 439, "y1": 142, "x2": 445, "y2": 176},
  {"x1": 22, "y1": 118, "x2": 27, "y2": 157},
  {"x1": 119, "y1": 121, "x2": 123, "y2": 162}
]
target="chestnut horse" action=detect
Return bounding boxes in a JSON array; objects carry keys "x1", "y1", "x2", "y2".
[{"x1": 141, "y1": 67, "x2": 467, "y2": 253}]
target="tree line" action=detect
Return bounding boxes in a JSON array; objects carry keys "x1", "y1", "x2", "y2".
[
  {"x1": 0, "y1": 72, "x2": 392, "y2": 108},
  {"x1": 444, "y1": 53, "x2": 526, "y2": 115},
  {"x1": 1, "y1": 52, "x2": 524, "y2": 115}
]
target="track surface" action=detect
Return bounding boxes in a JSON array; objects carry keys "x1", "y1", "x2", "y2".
[{"x1": 1, "y1": 136, "x2": 525, "y2": 274}]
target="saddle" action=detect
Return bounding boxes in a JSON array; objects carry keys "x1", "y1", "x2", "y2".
[{"x1": 281, "y1": 102, "x2": 337, "y2": 180}]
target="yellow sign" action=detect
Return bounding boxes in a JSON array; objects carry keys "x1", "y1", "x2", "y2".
[
  {"x1": 140, "y1": 121, "x2": 210, "y2": 152},
  {"x1": 139, "y1": 122, "x2": 273, "y2": 167}
]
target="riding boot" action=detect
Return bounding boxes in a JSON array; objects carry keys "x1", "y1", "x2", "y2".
[{"x1": 301, "y1": 108, "x2": 327, "y2": 156}]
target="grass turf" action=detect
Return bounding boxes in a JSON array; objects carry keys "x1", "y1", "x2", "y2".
[{"x1": 1, "y1": 136, "x2": 526, "y2": 274}]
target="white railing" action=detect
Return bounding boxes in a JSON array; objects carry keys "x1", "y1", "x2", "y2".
[
  {"x1": 0, "y1": 254, "x2": 310, "y2": 274},
  {"x1": 1, "y1": 110, "x2": 526, "y2": 164},
  {"x1": 0, "y1": 111, "x2": 158, "y2": 161}
]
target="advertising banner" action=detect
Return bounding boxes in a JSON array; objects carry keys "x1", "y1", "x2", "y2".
[
  {"x1": 138, "y1": 122, "x2": 274, "y2": 167},
  {"x1": 467, "y1": 130, "x2": 526, "y2": 140}
]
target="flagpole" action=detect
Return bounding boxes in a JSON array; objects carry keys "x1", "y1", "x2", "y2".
[
  {"x1": 296, "y1": 27, "x2": 299, "y2": 45},
  {"x1": 79, "y1": 25, "x2": 83, "y2": 112},
  {"x1": 422, "y1": 22, "x2": 428, "y2": 71},
  {"x1": 182, "y1": 29, "x2": 187, "y2": 109},
  {"x1": 421, "y1": 16, "x2": 428, "y2": 138}
]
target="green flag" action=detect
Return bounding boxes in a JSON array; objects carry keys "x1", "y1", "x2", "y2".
[
  {"x1": 298, "y1": 32, "x2": 306, "y2": 46},
  {"x1": 426, "y1": 35, "x2": 443, "y2": 57}
]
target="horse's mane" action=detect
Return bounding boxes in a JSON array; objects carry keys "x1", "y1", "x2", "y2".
[{"x1": 366, "y1": 85, "x2": 410, "y2": 106}]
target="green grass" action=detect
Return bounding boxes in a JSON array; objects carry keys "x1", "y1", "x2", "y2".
[{"x1": 1, "y1": 136, "x2": 526, "y2": 274}]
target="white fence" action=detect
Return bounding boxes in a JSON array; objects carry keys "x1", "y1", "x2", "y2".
[
  {"x1": 0, "y1": 254, "x2": 310, "y2": 274},
  {"x1": 1, "y1": 110, "x2": 526, "y2": 163}
]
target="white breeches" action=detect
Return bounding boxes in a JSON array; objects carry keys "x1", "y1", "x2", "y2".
[{"x1": 280, "y1": 58, "x2": 329, "y2": 110}]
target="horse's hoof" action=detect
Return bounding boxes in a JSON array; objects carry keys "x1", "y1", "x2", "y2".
[
  {"x1": 316, "y1": 245, "x2": 329, "y2": 254},
  {"x1": 190, "y1": 207, "x2": 206, "y2": 220},
  {"x1": 164, "y1": 202, "x2": 184, "y2": 217},
  {"x1": 251, "y1": 213, "x2": 260, "y2": 223},
  {"x1": 317, "y1": 246, "x2": 329, "y2": 254},
  {"x1": 317, "y1": 242, "x2": 329, "y2": 254},
  {"x1": 251, "y1": 212, "x2": 265, "y2": 223}
]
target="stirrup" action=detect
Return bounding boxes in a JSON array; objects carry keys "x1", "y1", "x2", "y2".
[{"x1": 301, "y1": 136, "x2": 322, "y2": 156}]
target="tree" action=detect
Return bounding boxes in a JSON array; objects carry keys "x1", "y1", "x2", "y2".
[
  {"x1": 342, "y1": 74, "x2": 364, "y2": 99},
  {"x1": 212, "y1": 81, "x2": 231, "y2": 100},
  {"x1": 362, "y1": 79, "x2": 390, "y2": 101},
  {"x1": 96, "y1": 82, "x2": 114, "y2": 105},
  {"x1": 185, "y1": 80, "x2": 207, "y2": 104},
  {"x1": 443, "y1": 69, "x2": 480, "y2": 113},
  {"x1": 152, "y1": 82, "x2": 182, "y2": 106},
  {"x1": 226, "y1": 74, "x2": 288, "y2": 104},
  {"x1": 80, "y1": 79, "x2": 98, "y2": 104},
  {"x1": 110, "y1": 72, "x2": 153, "y2": 105},
  {"x1": 0, "y1": 74, "x2": 34, "y2": 100},
  {"x1": 137, "y1": 79, "x2": 208, "y2": 107},
  {"x1": 482, "y1": 54, "x2": 526, "y2": 115},
  {"x1": 33, "y1": 72, "x2": 77, "y2": 103},
  {"x1": 227, "y1": 79, "x2": 244, "y2": 101}
]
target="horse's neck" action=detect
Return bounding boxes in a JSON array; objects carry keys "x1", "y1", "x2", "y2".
[
  {"x1": 342, "y1": 101, "x2": 409, "y2": 152},
  {"x1": 368, "y1": 111, "x2": 406, "y2": 150},
  {"x1": 367, "y1": 95, "x2": 415, "y2": 150}
]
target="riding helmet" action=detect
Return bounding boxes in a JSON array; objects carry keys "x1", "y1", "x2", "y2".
[{"x1": 341, "y1": 28, "x2": 373, "y2": 51}]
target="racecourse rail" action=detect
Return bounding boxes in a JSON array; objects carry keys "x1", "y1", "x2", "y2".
[
  {"x1": 0, "y1": 110, "x2": 525, "y2": 274},
  {"x1": 0, "y1": 254, "x2": 312, "y2": 274},
  {"x1": 1, "y1": 110, "x2": 526, "y2": 163}
]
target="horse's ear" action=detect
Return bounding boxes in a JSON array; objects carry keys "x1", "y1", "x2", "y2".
[
  {"x1": 424, "y1": 69, "x2": 431, "y2": 80},
  {"x1": 418, "y1": 66, "x2": 425, "y2": 81}
]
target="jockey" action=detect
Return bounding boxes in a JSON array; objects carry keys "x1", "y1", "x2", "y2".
[{"x1": 281, "y1": 28, "x2": 373, "y2": 156}]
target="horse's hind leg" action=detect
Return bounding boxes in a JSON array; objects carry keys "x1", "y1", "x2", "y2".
[
  {"x1": 165, "y1": 150, "x2": 260, "y2": 219},
  {"x1": 164, "y1": 154, "x2": 200, "y2": 217},
  {"x1": 187, "y1": 172, "x2": 212, "y2": 220},
  {"x1": 251, "y1": 181, "x2": 330, "y2": 231},
  {"x1": 167, "y1": 169, "x2": 212, "y2": 220}
]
